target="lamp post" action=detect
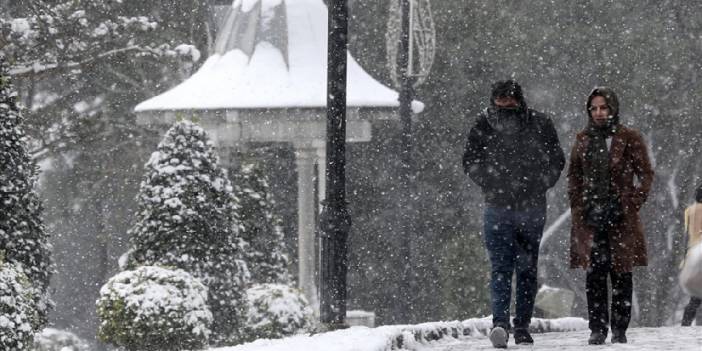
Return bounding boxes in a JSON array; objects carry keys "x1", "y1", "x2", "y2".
[
  {"x1": 319, "y1": 0, "x2": 351, "y2": 328},
  {"x1": 397, "y1": 0, "x2": 416, "y2": 323},
  {"x1": 386, "y1": 0, "x2": 436, "y2": 323}
]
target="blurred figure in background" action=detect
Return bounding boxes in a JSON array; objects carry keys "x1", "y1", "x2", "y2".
[{"x1": 681, "y1": 183, "x2": 702, "y2": 326}]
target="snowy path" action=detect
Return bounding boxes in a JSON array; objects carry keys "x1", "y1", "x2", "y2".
[{"x1": 417, "y1": 326, "x2": 702, "y2": 351}]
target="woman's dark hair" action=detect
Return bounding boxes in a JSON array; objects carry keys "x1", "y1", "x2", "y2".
[
  {"x1": 587, "y1": 86, "x2": 620, "y2": 118},
  {"x1": 696, "y1": 183, "x2": 702, "y2": 203}
]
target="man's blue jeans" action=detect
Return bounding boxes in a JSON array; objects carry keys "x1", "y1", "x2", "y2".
[{"x1": 483, "y1": 206, "x2": 546, "y2": 329}]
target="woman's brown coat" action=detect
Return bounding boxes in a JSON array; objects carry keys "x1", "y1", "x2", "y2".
[{"x1": 568, "y1": 125, "x2": 655, "y2": 272}]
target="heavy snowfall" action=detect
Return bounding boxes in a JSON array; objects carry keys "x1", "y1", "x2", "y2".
[{"x1": 1, "y1": 0, "x2": 702, "y2": 350}]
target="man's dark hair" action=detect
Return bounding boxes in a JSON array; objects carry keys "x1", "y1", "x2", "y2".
[
  {"x1": 696, "y1": 182, "x2": 702, "y2": 203},
  {"x1": 490, "y1": 80, "x2": 526, "y2": 108}
]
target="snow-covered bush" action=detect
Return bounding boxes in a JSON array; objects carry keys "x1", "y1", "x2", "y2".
[
  {"x1": 32, "y1": 328, "x2": 90, "y2": 351},
  {"x1": 243, "y1": 284, "x2": 314, "y2": 341},
  {"x1": 0, "y1": 57, "x2": 52, "y2": 330},
  {"x1": 96, "y1": 265, "x2": 212, "y2": 351},
  {"x1": 0, "y1": 260, "x2": 40, "y2": 350},
  {"x1": 125, "y1": 120, "x2": 249, "y2": 343},
  {"x1": 232, "y1": 163, "x2": 290, "y2": 284}
]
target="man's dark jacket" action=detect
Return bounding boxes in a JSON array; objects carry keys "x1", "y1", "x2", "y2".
[{"x1": 463, "y1": 107, "x2": 565, "y2": 209}]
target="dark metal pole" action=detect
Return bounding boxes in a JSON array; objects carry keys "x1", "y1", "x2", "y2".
[
  {"x1": 397, "y1": 0, "x2": 416, "y2": 323},
  {"x1": 319, "y1": 0, "x2": 351, "y2": 328},
  {"x1": 399, "y1": 1, "x2": 413, "y2": 159}
]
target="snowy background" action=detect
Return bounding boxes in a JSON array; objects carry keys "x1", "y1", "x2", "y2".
[{"x1": 2, "y1": 0, "x2": 702, "y2": 350}]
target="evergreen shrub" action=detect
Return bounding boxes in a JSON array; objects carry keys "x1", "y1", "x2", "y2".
[
  {"x1": 0, "y1": 260, "x2": 40, "y2": 351},
  {"x1": 232, "y1": 163, "x2": 290, "y2": 285},
  {"x1": 32, "y1": 328, "x2": 90, "y2": 351},
  {"x1": 125, "y1": 120, "x2": 249, "y2": 343},
  {"x1": 96, "y1": 265, "x2": 212, "y2": 351},
  {"x1": 243, "y1": 283, "x2": 313, "y2": 341}
]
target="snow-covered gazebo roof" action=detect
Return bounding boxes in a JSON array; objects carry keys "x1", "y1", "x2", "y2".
[{"x1": 135, "y1": 0, "x2": 422, "y2": 114}]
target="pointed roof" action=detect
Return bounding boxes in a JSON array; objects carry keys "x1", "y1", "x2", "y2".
[{"x1": 135, "y1": 0, "x2": 422, "y2": 112}]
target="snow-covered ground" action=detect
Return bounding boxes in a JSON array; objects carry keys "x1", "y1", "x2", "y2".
[
  {"x1": 422, "y1": 326, "x2": 702, "y2": 350},
  {"x1": 209, "y1": 317, "x2": 584, "y2": 351},
  {"x1": 208, "y1": 317, "x2": 701, "y2": 351}
]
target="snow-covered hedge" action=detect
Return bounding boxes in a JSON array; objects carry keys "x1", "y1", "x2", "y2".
[
  {"x1": 0, "y1": 261, "x2": 40, "y2": 350},
  {"x1": 32, "y1": 328, "x2": 90, "y2": 351},
  {"x1": 232, "y1": 163, "x2": 291, "y2": 285},
  {"x1": 1, "y1": 58, "x2": 53, "y2": 331},
  {"x1": 96, "y1": 265, "x2": 213, "y2": 351},
  {"x1": 126, "y1": 120, "x2": 249, "y2": 343},
  {"x1": 243, "y1": 284, "x2": 314, "y2": 341}
]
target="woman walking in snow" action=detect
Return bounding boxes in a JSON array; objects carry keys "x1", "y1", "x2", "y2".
[{"x1": 567, "y1": 87, "x2": 654, "y2": 345}]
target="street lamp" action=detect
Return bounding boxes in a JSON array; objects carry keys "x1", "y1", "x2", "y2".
[
  {"x1": 385, "y1": 0, "x2": 436, "y2": 323},
  {"x1": 319, "y1": 0, "x2": 351, "y2": 328}
]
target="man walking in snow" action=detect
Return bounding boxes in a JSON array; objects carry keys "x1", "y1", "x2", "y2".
[
  {"x1": 463, "y1": 80, "x2": 565, "y2": 348},
  {"x1": 568, "y1": 87, "x2": 654, "y2": 345}
]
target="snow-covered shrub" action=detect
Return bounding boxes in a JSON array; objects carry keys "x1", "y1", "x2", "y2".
[
  {"x1": 0, "y1": 58, "x2": 52, "y2": 330},
  {"x1": 243, "y1": 284, "x2": 314, "y2": 341},
  {"x1": 96, "y1": 265, "x2": 212, "y2": 351},
  {"x1": 125, "y1": 120, "x2": 249, "y2": 343},
  {"x1": 32, "y1": 328, "x2": 90, "y2": 351},
  {"x1": 0, "y1": 260, "x2": 40, "y2": 350},
  {"x1": 232, "y1": 163, "x2": 290, "y2": 284}
]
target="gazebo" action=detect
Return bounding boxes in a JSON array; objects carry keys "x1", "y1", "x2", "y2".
[{"x1": 134, "y1": 0, "x2": 422, "y2": 313}]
